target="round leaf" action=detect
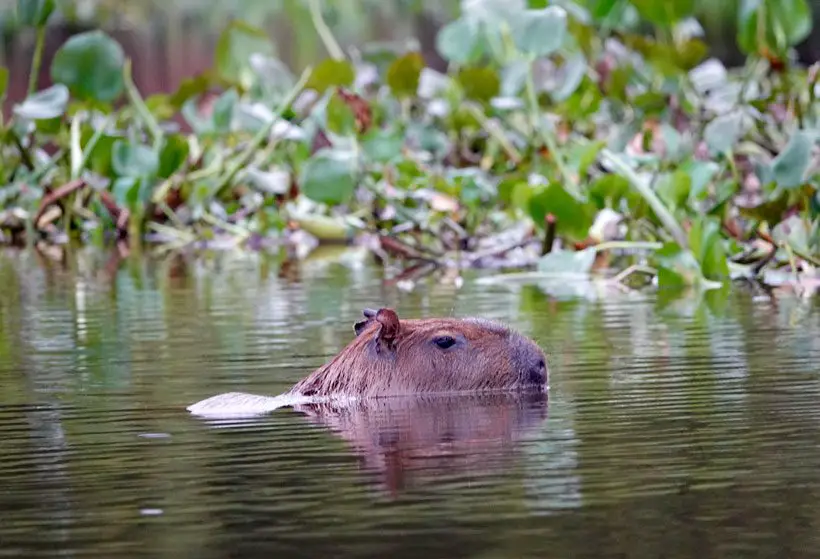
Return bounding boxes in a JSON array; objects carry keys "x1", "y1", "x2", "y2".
[
  {"x1": 299, "y1": 149, "x2": 357, "y2": 205},
  {"x1": 362, "y1": 128, "x2": 404, "y2": 163},
  {"x1": 51, "y1": 30, "x2": 125, "y2": 103},
  {"x1": 436, "y1": 17, "x2": 484, "y2": 65},
  {"x1": 112, "y1": 141, "x2": 159, "y2": 179},
  {"x1": 511, "y1": 7, "x2": 568, "y2": 57},
  {"x1": 215, "y1": 21, "x2": 273, "y2": 86},
  {"x1": 703, "y1": 111, "x2": 744, "y2": 156},
  {"x1": 386, "y1": 52, "x2": 424, "y2": 98},
  {"x1": 326, "y1": 91, "x2": 356, "y2": 135},
  {"x1": 528, "y1": 182, "x2": 595, "y2": 241},
  {"x1": 771, "y1": 130, "x2": 812, "y2": 189},
  {"x1": 537, "y1": 247, "x2": 597, "y2": 276},
  {"x1": 13, "y1": 84, "x2": 68, "y2": 120},
  {"x1": 456, "y1": 66, "x2": 501, "y2": 102},
  {"x1": 306, "y1": 59, "x2": 355, "y2": 94},
  {"x1": 772, "y1": 214, "x2": 811, "y2": 254}
]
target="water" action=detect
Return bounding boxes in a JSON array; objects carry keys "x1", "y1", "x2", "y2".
[{"x1": 2, "y1": 245, "x2": 820, "y2": 558}]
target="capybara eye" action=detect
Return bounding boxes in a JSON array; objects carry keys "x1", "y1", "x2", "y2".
[{"x1": 433, "y1": 336, "x2": 457, "y2": 350}]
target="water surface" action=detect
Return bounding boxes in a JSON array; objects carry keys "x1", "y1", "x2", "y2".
[{"x1": 2, "y1": 246, "x2": 820, "y2": 558}]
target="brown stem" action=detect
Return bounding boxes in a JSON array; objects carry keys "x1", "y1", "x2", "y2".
[
  {"x1": 98, "y1": 190, "x2": 130, "y2": 238},
  {"x1": 378, "y1": 235, "x2": 439, "y2": 263},
  {"x1": 542, "y1": 213, "x2": 556, "y2": 255},
  {"x1": 34, "y1": 179, "x2": 87, "y2": 225}
]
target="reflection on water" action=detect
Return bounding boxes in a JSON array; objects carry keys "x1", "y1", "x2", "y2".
[
  {"x1": 291, "y1": 392, "x2": 549, "y2": 497},
  {"x1": 2, "y1": 245, "x2": 820, "y2": 557}
]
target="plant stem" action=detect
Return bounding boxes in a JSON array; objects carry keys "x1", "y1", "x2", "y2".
[
  {"x1": 214, "y1": 66, "x2": 312, "y2": 195},
  {"x1": 308, "y1": 0, "x2": 344, "y2": 60},
  {"x1": 123, "y1": 59, "x2": 164, "y2": 150},
  {"x1": 600, "y1": 148, "x2": 689, "y2": 248},
  {"x1": 466, "y1": 103, "x2": 522, "y2": 164},
  {"x1": 27, "y1": 26, "x2": 46, "y2": 96},
  {"x1": 593, "y1": 240, "x2": 664, "y2": 252},
  {"x1": 610, "y1": 264, "x2": 658, "y2": 284},
  {"x1": 70, "y1": 114, "x2": 82, "y2": 179},
  {"x1": 524, "y1": 57, "x2": 577, "y2": 198},
  {"x1": 75, "y1": 115, "x2": 112, "y2": 179}
]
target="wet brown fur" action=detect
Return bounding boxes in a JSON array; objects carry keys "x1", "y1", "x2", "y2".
[{"x1": 287, "y1": 308, "x2": 548, "y2": 399}]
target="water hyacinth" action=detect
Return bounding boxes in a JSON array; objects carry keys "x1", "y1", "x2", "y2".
[{"x1": 0, "y1": 0, "x2": 818, "y2": 297}]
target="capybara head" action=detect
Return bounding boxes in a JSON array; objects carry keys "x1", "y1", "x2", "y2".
[{"x1": 288, "y1": 308, "x2": 548, "y2": 398}]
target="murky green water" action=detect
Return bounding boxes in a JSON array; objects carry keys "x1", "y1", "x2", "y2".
[{"x1": 2, "y1": 245, "x2": 820, "y2": 558}]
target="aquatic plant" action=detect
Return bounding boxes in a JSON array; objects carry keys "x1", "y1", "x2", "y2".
[{"x1": 1, "y1": 0, "x2": 819, "y2": 295}]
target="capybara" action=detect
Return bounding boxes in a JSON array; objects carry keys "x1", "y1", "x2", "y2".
[
  {"x1": 287, "y1": 307, "x2": 548, "y2": 398},
  {"x1": 187, "y1": 307, "x2": 548, "y2": 416}
]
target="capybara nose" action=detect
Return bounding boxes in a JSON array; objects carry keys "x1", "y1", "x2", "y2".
[
  {"x1": 527, "y1": 357, "x2": 547, "y2": 385},
  {"x1": 511, "y1": 335, "x2": 548, "y2": 387}
]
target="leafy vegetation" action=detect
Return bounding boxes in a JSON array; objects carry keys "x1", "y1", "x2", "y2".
[{"x1": 1, "y1": 0, "x2": 819, "y2": 296}]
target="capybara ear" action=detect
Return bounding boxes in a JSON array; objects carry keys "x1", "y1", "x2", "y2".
[
  {"x1": 375, "y1": 308, "x2": 400, "y2": 340},
  {"x1": 374, "y1": 308, "x2": 400, "y2": 353},
  {"x1": 354, "y1": 308, "x2": 379, "y2": 336}
]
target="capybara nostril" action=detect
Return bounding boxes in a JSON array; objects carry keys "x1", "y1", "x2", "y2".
[
  {"x1": 527, "y1": 358, "x2": 547, "y2": 386},
  {"x1": 509, "y1": 334, "x2": 548, "y2": 388}
]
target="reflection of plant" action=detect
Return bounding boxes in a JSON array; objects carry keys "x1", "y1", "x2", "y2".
[{"x1": 1, "y1": 0, "x2": 819, "y2": 298}]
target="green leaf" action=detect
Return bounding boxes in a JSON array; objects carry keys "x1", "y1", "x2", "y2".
[
  {"x1": 537, "y1": 247, "x2": 597, "y2": 275},
  {"x1": 386, "y1": 52, "x2": 424, "y2": 98},
  {"x1": 772, "y1": 214, "x2": 811, "y2": 254},
  {"x1": 737, "y1": 0, "x2": 812, "y2": 56},
  {"x1": 456, "y1": 66, "x2": 501, "y2": 102},
  {"x1": 51, "y1": 30, "x2": 124, "y2": 103},
  {"x1": 299, "y1": 149, "x2": 357, "y2": 205},
  {"x1": 170, "y1": 74, "x2": 213, "y2": 109},
  {"x1": 681, "y1": 160, "x2": 720, "y2": 201},
  {"x1": 17, "y1": 0, "x2": 54, "y2": 26},
  {"x1": 290, "y1": 213, "x2": 351, "y2": 241},
  {"x1": 12, "y1": 83, "x2": 68, "y2": 120},
  {"x1": 771, "y1": 130, "x2": 812, "y2": 189},
  {"x1": 569, "y1": 139, "x2": 606, "y2": 177},
  {"x1": 630, "y1": 0, "x2": 694, "y2": 26},
  {"x1": 306, "y1": 59, "x2": 355, "y2": 94},
  {"x1": 654, "y1": 242, "x2": 705, "y2": 288},
  {"x1": 655, "y1": 170, "x2": 691, "y2": 212},
  {"x1": 0, "y1": 66, "x2": 7, "y2": 100},
  {"x1": 588, "y1": 173, "x2": 632, "y2": 208},
  {"x1": 362, "y1": 129, "x2": 404, "y2": 164},
  {"x1": 158, "y1": 135, "x2": 189, "y2": 178},
  {"x1": 689, "y1": 216, "x2": 729, "y2": 281},
  {"x1": 112, "y1": 141, "x2": 159, "y2": 179},
  {"x1": 112, "y1": 176, "x2": 140, "y2": 210},
  {"x1": 512, "y1": 7, "x2": 568, "y2": 57},
  {"x1": 436, "y1": 17, "x2": 484, "y2": 65},
  {"x1": 552, "y1": 53, "x2": 587, "y2": 101},
  {"x1": 587, "y1": 0, "x2": 624, "y2": 20},
  {"x1": 211, "y1": 89, "x2": 238, "y2": 133},
  {"x1": 214, "y1": 20, "x2": 273, "y2": 86},
  {"x1": 249, "y1": 53, "x2": 295, "y2": 98},
  {"x1": 326, "y1": 91, "x2": 356, "y2": 136},
  {"x1": 111, "y1": 176, "x2": 152, "y2": 212},
  {"x1": 528, "y1": 182, "x2": 596, "y2": 240},
  {"x1": 703, "y1": 111, "x2": 744, "y2": 156}
]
